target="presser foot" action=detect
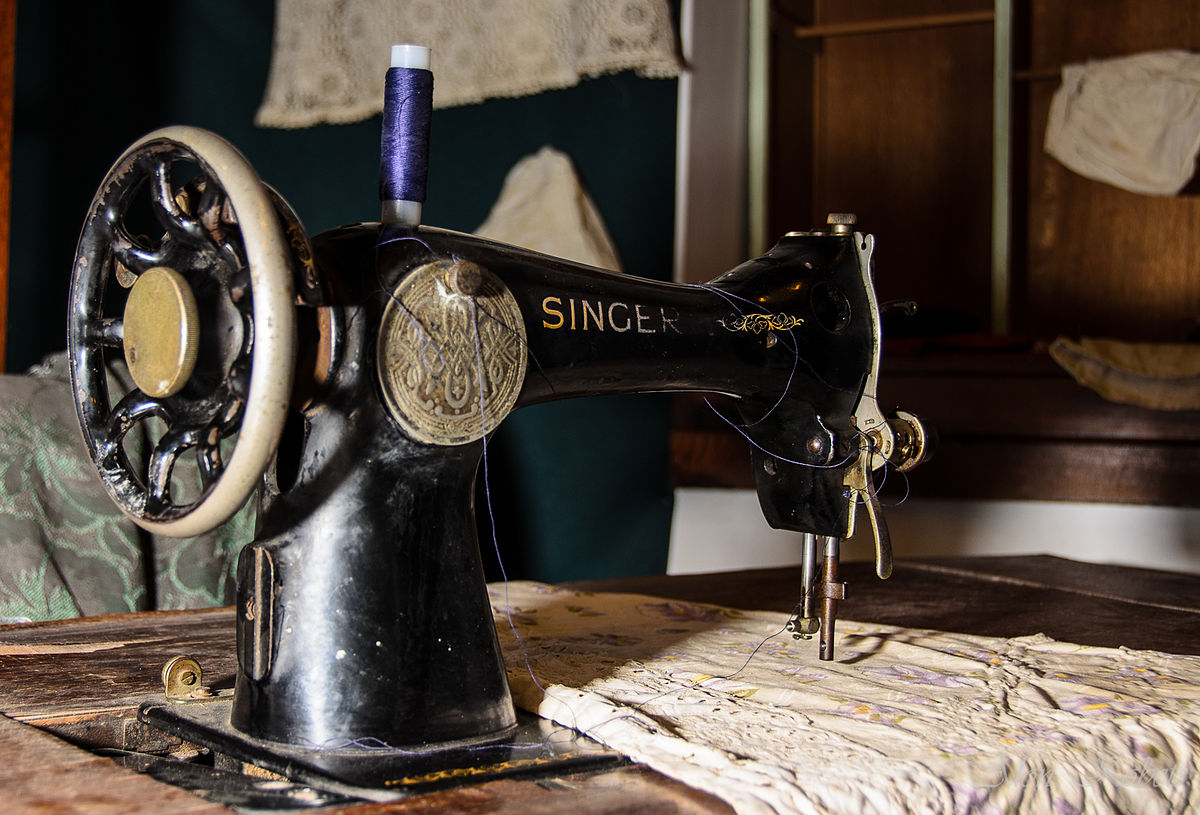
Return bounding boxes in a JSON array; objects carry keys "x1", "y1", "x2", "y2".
[
  {"x1": 137, "y1": 700, "x2": 625, "y2": 805},
  {"x1": 789, "y1": 533, "x2": 822, "y2": 641},
  {"x1": 785, "y1": 614, "x2": 819, "y2": 640}
]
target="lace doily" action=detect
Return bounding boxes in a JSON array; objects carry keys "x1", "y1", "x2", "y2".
[
  {"x1": 257, "y1": 0, "x2": 682, "y2": 128},
  {"x1": 491, "y1": 581, "x2": 1200, "y2": 815}
]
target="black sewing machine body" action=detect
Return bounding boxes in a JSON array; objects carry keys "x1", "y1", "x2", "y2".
[
  {"x1": 66, "y1": 127, "x2": 926, "y2": 795},
  {"x1": 233, "y1": 222, "x2": 880, "y2": 749}
]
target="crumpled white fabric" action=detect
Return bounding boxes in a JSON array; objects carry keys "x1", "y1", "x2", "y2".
[
  {"x1": 474, "y1": 146, "x2": 621, "y2": 272},
  {"x1": 1049, "y1": 336, "x2": 1200, "y2": 411},
  {"x1": 489, "y1": 581, "x2": 1200, "y2": 815},
  {"x1": 1045, "y1": 50, "x2": 1200, "y2": 195},
  {"x1": 257, "y1": 0, "x2": 681, "y2": 128}
]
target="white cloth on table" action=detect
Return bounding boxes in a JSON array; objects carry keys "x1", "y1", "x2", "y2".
[
  {"x1": 257, "y1": 0, "x2": 681, "y2": 128},
  {"x1": 489, "y1": 581, "x2": 1200, "y2": 815},
  {"x1": 1045, "y1": 50, "x2": 1200, "y2": 195}
]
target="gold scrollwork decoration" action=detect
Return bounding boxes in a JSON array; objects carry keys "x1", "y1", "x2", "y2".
[{"x1": 721, "y1": 313, "x2": 805, "y2": 333}]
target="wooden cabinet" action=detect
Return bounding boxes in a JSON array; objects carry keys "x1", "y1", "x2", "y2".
[
  {"x1": 769, "y1": 0, "x2": 996, "y2": 334},
  {"x1": 673, "y1": 1, "x2": 1200, "y2": 508},
  {"x1": 1020, "y1": 1, "x2": 1200, "y2": 340},
  {"x1": 763, "y1": 0, "x2": 1200, "y2": 340}
]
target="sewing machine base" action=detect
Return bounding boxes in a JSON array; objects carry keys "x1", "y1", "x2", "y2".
[{"x1": 139, "y1": 701, "x2": 625, "y2": 802}]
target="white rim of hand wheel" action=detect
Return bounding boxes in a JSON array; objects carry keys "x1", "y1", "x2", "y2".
[{"x1": 112, "y1": 126, "x2": 295, "y2": 537}]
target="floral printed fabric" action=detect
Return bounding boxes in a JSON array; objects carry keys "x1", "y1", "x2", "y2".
[{"x1": 489, "y1": 582, "x2": 1200, "y2": 815}]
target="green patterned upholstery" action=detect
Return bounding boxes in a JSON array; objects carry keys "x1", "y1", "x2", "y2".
[{"x1": 0, "y1": 354, "x2": 253, "y2": 622}]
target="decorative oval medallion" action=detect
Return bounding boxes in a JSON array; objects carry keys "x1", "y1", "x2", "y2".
[{"x1": 377, "y1": 259, "x2": 528, "y2": 446}]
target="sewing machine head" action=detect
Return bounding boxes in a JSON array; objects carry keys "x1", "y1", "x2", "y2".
[{"x1": 64, "y1": 47, "x2": 927, "y2": 797}]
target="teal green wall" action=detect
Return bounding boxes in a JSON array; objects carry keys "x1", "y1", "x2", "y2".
[{"x1": 12, "y1": 1, "x2": 678, "y2": 581}]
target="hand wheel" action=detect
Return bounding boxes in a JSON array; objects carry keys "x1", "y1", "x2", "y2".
[{"x1": 68, "y1": 126, "x2": 296, "y2": 537}]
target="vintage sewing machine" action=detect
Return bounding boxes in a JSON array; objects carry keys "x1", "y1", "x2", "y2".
[{"x1": 64, "y1": 97, "x2": 927, "y2": 796}]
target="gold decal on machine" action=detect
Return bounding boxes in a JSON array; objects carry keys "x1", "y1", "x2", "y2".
[
  {"x1": 720, "y1": 314, "x2": 805, "y2": 333},
  {"x1": 542, "y1": 296, "x2": 681, "y2": 334},
  {"x1": 542, "y1": 296, "x2": 565, "y2": 329}
]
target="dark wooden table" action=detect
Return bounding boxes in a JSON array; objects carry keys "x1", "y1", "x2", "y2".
[{"x1": 3, "y1": 555, "x2": 1199, "y2": 813}]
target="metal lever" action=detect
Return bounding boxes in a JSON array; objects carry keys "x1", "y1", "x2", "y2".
[
  {"x1": 862, "y1": 488, "x2": 893, "y2": 580},
  {"x1": 844, "y1": 455, "x2": 893, "y2": 581}
]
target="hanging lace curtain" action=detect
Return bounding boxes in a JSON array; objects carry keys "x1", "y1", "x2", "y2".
[{"x1": 257, "y1": 0, "x2": 682, "y2": 128}]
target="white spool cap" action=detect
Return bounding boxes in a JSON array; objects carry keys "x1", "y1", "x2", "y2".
[{"x1": 391, "y1": 44, "x2": 430, "y2": 70}]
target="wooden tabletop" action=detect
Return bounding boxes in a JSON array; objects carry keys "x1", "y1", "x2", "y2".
[
  {"x1": 3, "y1": 555, "x2": 1198, "y2": 813},
  {"x1": 574, "y1": 555, "x2": 1200, "y2": 655}
]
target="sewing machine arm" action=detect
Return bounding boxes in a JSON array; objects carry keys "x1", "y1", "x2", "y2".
[{"x1": 354, "y1": 223, "x2": 918, "y2": 541}]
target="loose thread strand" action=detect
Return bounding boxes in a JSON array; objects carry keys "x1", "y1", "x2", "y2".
[
  {"x1": 687, "y1": 282, "x2": 862, "y2": 429},
  {"x1": 468, "y1": 283, "x2": 857, "y2": 748},
  {"x1": 470, "y1": 300, "x2": 553, "y2": 701},
  {"x1": 374, "y1": 233, "x2": 448, "y2": 376}
]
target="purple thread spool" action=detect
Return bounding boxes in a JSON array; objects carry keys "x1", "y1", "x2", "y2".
[{"x1": 380, "y1": 44, "x2": 433, "y2": 226}]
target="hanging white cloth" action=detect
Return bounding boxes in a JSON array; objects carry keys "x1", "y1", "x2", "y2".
[
  {"x1": 256, "y1": 0, "x2": 681, "y2": 128},
  {"x1": 474, "y1": 146, "x2": 622, "y2": 272},
  {"x1": 1045, "y1": 50, "x2": 1200, "y2": 195}
]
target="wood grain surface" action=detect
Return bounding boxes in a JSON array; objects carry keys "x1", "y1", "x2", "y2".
[{"x1": 3, "y1": 556, "x2": 1197, "y2": 813}]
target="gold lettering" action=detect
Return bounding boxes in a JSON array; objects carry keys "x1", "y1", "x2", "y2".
[
  {"x1": 582, "y1": 300, "x2": 604, "y2": 331},
  {"x1": 608, "y1": 302, "x2": 631, "y2": 332},
  {"x1": 543, "y1": 297, "x2": 671, "y2": 333},
  {"x1": 542, "y1": 296, "x2": 564, "y2": 329},
  {"x1": 635, "y1": 304, "x2": 654, "y2": 334}
]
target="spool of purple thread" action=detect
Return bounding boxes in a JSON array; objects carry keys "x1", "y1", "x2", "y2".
[{"x1": 380, "y1": 44, "x2": 433, "y2": 226}]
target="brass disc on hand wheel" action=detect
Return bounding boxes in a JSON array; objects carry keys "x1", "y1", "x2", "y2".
[{"x1": 123, "y1": 266, "x2": 201, "y2": 398}]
